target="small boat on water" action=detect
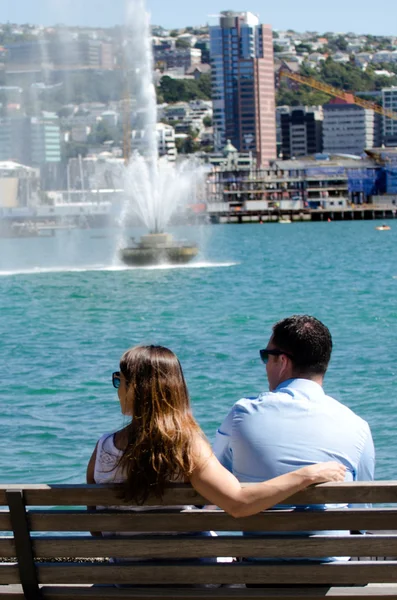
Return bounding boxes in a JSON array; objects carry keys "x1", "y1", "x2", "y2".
[
  {"x1": 120, "y1": 233, "x2": 198, "y2": 267},
  {"x1": 375, "y1": 225, "x2": 391, "y2": 231}
]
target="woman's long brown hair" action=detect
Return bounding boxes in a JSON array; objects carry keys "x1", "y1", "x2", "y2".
[{"x1": 117, "y1": 345, "x2": 203, "y2": 503}]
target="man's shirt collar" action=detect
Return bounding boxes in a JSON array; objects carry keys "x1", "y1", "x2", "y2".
[{"x1": 274, "y1": 378, "x2": 325, "y2": 396}]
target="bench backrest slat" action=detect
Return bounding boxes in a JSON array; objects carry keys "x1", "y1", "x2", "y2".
[
  {"x1": 0, "y1": 509, "x2": 395, "y2": 532},
  {"x1": 0, "y1": 535, "x2": 395, "y2": 560},
  {"x1": 1, "y1": 482, "x2": 397, "y2": 506},
  {"x1": 0, "y1": 562, "x2": 393, "y2": 586},
  {"x1": 8, "y1": 586, "x2": 397, "y2": 600}
]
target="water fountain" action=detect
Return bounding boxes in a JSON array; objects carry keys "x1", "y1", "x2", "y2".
[{"x1": 118, "y1": 0, "x2": 203, "y2": 266}]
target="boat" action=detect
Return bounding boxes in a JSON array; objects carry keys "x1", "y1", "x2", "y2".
[
  {"x1": 375, "y1": 225, "x2": 391, "y2": 231},
  {"x1": 120, "y1": 233, "x2": 198, "y2": 266},
  {"x1": 279, "y1": 217, "x2": 292, "y2": 224}
]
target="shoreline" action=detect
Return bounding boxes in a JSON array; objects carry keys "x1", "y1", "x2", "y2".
[{"x1": 208, "y1": 206, "x2": 397, "y2": 224}]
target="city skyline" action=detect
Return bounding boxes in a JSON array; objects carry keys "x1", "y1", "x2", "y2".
[{"x1": 0, "y1": 0, "x2": 396, "y2": 36}]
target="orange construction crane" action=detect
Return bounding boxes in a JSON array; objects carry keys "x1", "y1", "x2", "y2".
[{"x1": 279, "y1": 69, "x2": 397, "y2": 121}]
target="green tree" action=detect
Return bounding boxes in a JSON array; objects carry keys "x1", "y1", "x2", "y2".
[
  {"x1": 276, "y1": 82, "x2": 330, "y2": 107},
  {"x1": 176, "y1": 38, "x2": 191, "y2": 49},
  {"x1": 57, "y1": 106, "x2": 74, "y2": 118},
  {"x1": 273, "y1": 44, "x2": 284, "y2": 53},
  {"x1": 158, "y1": 75, "x2": 211, "y2": 103},
  {"x1": 327, "y1": 35, "x2": 348, "y2": 52},
  {"x1": 176, "y1": 127, "x2": 201, "y2": 154},
  {"x1": 87, "y1": 121, "x2": 116, "y2": 145},
  {"x1": 197, "y1": 73, "x2": 212, "y2": 99},
  {"x1": 277, "y1": 58, "x2": 397, "y2": 107},
  {"x1": 203, "y1": 115, "x2": 212, "y2": 127},
  {"x1": 296, "y1": 43, "x2": 313, "y2": 54}
]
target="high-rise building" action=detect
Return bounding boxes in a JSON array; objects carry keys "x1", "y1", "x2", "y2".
[
  {"x1": 280, "y1": 106, "x2": 323, "y2": 159},
  {"x1": 382, "y1": 87, "x2": 397, "y2": 147},
  {"x1": 323, "y1": 100, "x2": 380, "y2": 156},
  {"x1": 210, "y1": 11, "x2": 276, "y2": 166},
  {"x1": 5, "y1": 39, "x2": 114, "y2": 70},
  {"x1": 30, "y1": 112, "x2": 62, "y2": 167},
  {"x1": 0, "y1": 112, "x2": 61, "y2": 189}
]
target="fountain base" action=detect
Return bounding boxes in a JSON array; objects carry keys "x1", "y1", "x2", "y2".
[{"x1": 120, "y1": 233, "x2": 198, "y2": 266}]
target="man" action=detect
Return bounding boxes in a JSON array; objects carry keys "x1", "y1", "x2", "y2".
[{"x1": 213, "y1": 314, "x2": 375, "y2": 513}]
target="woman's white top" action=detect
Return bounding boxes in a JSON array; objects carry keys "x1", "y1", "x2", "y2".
[{"x1": 93, "y1": 431, "x2": 192, "y2": 535}]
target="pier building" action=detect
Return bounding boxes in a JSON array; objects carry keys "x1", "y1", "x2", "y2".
[
  {"x1": 0, "y1": 161, "x2": 40, "y2": 210},
  {"x1": 206, "y1": 149, "x2": 397, "y2": 222}
]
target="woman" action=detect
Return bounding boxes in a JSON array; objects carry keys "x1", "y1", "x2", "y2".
[{"x1": 87, "y1": 345, "x2": 345, "y2": 516}]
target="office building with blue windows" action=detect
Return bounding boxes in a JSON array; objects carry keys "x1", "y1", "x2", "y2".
[{"x1": 210, "y1": 11, "x2": 277, "y2": 166}]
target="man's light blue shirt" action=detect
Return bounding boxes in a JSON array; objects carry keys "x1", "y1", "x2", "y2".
[
  {"x1": 213, "y1": 378, "x2": 375, "y2": 507},
  {"x1": 213, "y1": 379, "x2": 375, "y2": 561}
]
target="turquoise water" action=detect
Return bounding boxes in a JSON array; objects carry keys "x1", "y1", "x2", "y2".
[{"x1": 0, "y1": 221, "x2": 396, "y2": 483}]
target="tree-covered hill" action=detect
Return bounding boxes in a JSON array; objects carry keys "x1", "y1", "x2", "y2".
[{"x1": 277, "y1": 58, "x2": 397, "y2": 106}]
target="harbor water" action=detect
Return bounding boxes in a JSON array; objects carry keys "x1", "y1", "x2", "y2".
[{"x1": 0, "y1": 221, "x2": 396, "y2": 483}]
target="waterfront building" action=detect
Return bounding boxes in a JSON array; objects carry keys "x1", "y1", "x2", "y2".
[
  {"x1": 154, "y1": 48, "x2": 202, "y2": 72},
  {"x1": 163, "y1": 102, "x2": 190, "y2": 122},
  {"x1": 130, "y1": 123, "x2": 177, "y2": 162},
  {"x1": 156, "y1": 123, "x2": 177, "y2": 162},
  {"x1": 210, "y1": 11, "x2": 277, "y2": 166},
  {"x1": 382, "y1": 87, "x2": 397, "y2": 147},
  {"x1": 323, "y1": 100, "x2": 379, "y2": 156},
  {"x1": 0, "y1": 117, "x2": 31, "y2": 166},
  {"x1": 0, "y1": 86, "x2": 23, "y2": 110},
  {"x1": 163, "y1": 100, "x2": 212, "y2": 134},
  {"x1": 0, "y1": 161, "x2": 40, "y2": 210},
  {"x1": 70, "y1": 125, "x2": 91, "y2": 143},
  {"x1": 0, "y1": 113, "x2": 61, "y2": 166},
  {"x1": 67, "y1": 154, "x2": 124, "y2": 192},
  {"x1": 276, "y1": 106, "x2": 289, "y2": 156},
  {"x1": 194, "y1": 38, "x2": 210, "y2": 64},
  {"x1": 0, "y1": 112, "x2": 61, "y2": 189},
  {"x1": 30, "y1": 112, "x2": 62, "y2": 168},
  {"x1": 206, "y1": 154, "x2": 382, "y2": 216},
  {"x1": 280, "y1": 106, "x2": 323, "y2": 159},
  {"x1": 200, "y1": 140, "x2": 254, "y2": 170},
  {"x1": 100, "y1": 110, "x2": 119, "y2": 128}
]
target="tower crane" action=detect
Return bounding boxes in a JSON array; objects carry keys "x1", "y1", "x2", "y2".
[{"x1": 279, "y1": 69, "x2": 397, "y2": 121}]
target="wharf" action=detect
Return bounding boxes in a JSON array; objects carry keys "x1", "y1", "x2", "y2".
[{"x1": 208, "y1": 206, "x2": 397, "y2": 224}]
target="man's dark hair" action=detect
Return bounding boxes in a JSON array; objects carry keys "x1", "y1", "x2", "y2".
[{"x1": 272, "y1": 315, "x2": 332, "y2": 376}]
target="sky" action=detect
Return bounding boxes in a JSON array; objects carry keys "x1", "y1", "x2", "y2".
[{"x1": 1, "y1": 0, "x2": 396, "y2": 36}]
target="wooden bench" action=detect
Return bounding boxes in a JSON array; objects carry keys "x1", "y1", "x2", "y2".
[{"x1": 1, "y1": 482, "x2": 397, "y2": 599}]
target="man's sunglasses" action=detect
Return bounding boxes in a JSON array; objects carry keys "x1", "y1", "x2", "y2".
[
  {"x1": 259, "y1": 349, "x2": 294, "y2": 364},
  {"x1": 112, "y1": 371, "x2": 121, "y2": 389}
]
